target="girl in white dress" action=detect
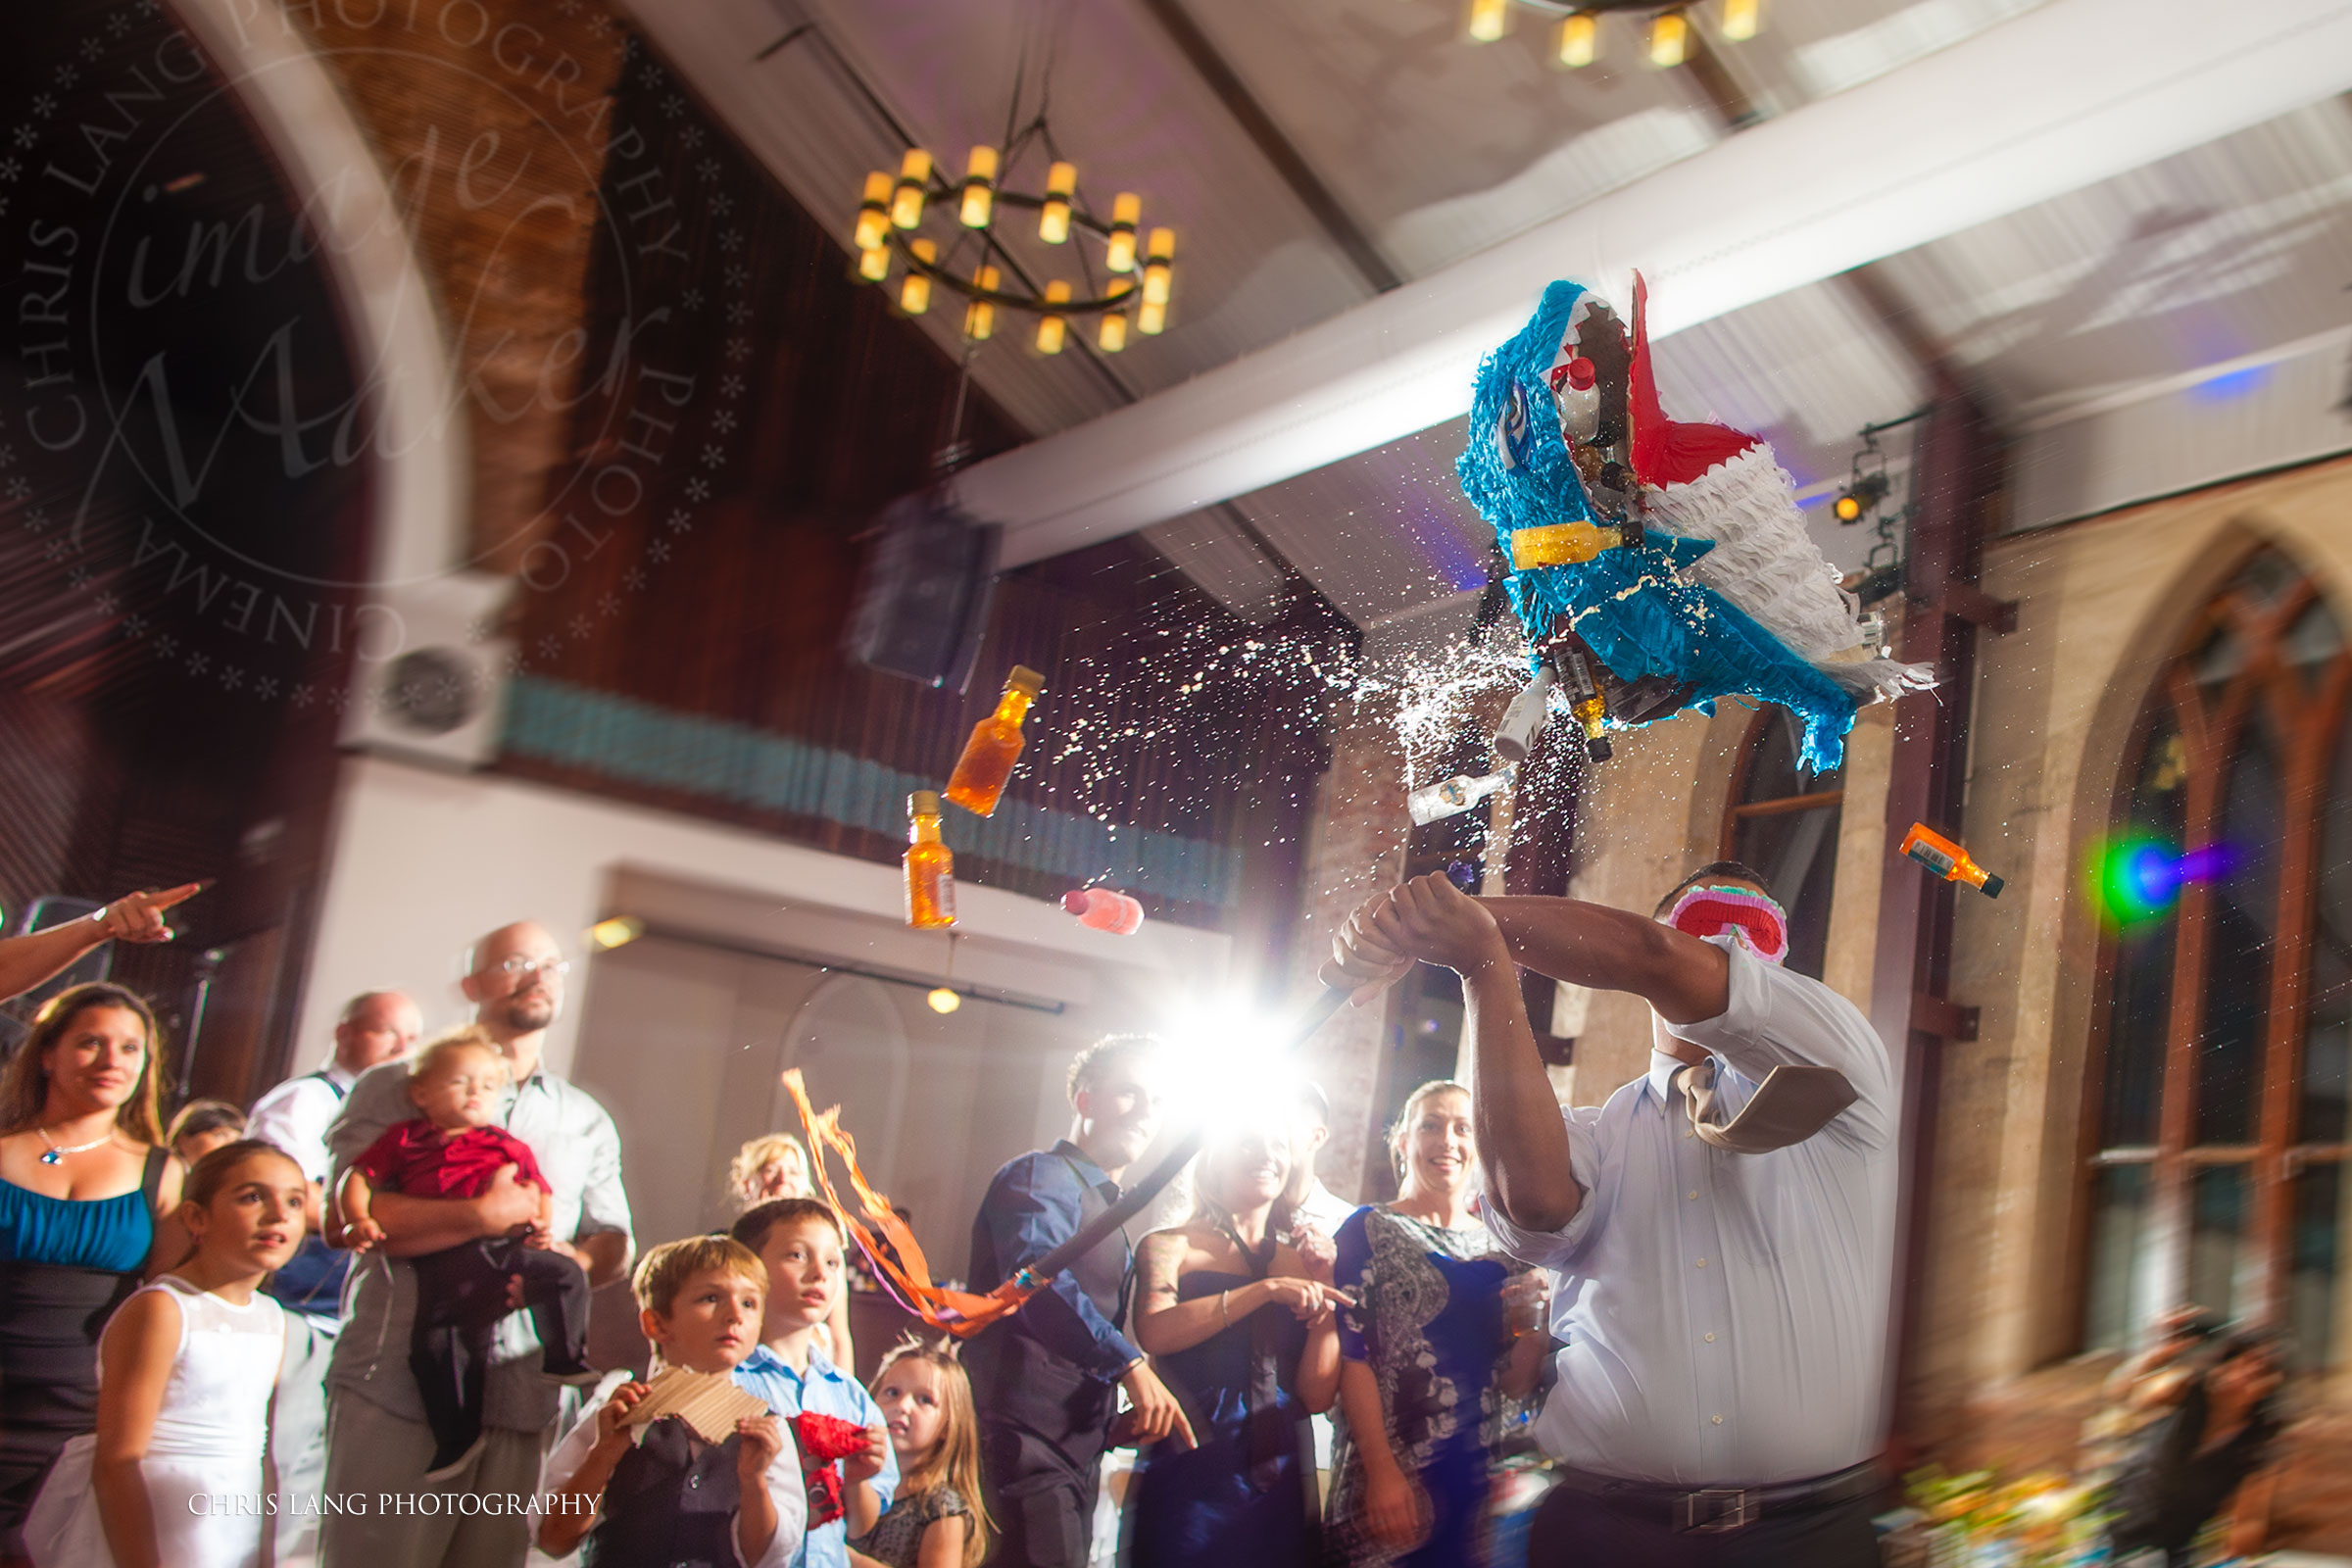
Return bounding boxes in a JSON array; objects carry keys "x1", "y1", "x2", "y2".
[{"x1": 26, "y1": 1139, "x2": 304, "y2": 1568}]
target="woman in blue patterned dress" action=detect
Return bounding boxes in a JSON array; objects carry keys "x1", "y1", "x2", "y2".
[{"x1": 1324, "y1": 1081, "x2": 1548, "y2": 1568}]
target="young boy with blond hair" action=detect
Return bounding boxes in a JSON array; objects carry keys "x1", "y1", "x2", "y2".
[
  {"x1": 538, "y1": 1236, "x2": 806, "y2": 1567},
  {"x1": 729, "y1": 1199, "x2": 896, "y2": 1568}
]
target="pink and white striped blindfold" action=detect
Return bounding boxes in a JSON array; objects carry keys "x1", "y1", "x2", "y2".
[{"x1": 1664, "y1": 884, "x2": 1789, "y2": 966}]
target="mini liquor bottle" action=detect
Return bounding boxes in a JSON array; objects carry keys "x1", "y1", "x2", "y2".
[
  {"x1": 1560, "y1": 650, "x2": 1612, "y2": 762},
  {"x1": 944, "y1": 665, "x2": 1046, "y2": 816},
  {"x1": 1508, "y1": 519, "x2": 1624, "y2": 571},
  {"x1": 1408, "y1": 768, "x2": 1513, "y2": 827},
  {"x1": 1491, "y1": 662, "x2": 1556, "y2": 765},
  {"x1": 1900, "y1": 822, "x2": 2003, "y2": 898},
  {"x1": 1062, "y1": 888, "x2": 1145, "y2": 935},
  {"x1": 905, "y1": 791, "x2": 956, "y2": 928}
]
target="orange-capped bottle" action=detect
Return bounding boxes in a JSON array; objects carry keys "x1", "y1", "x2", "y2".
[
  {"x1": 905, "y1": 791, "x2": 956, "y2": 928},
  {"x1": 1900, "y1": 822, "x2": 2003, "y2": 898},
  {"x1": 944, "y1": 665, "x2": 1045, "y2": 816}
]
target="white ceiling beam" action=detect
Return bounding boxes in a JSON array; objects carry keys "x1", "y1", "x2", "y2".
[{"x1": 959, "y1": 0, "x2": 2352, "y2": 567}]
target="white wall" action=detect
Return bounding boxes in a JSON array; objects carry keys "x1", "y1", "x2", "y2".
[
  {"x1": 293, "y1": 755, "x2": 1232, "y2": 1079},
  {"x1": 2010, "y1": 327, "x2": 2352, "y2": 533}
]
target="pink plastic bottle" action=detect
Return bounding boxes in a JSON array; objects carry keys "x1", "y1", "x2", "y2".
[{"x1": 1062, "y1": 888, "x2": 1145, "y2": 935}]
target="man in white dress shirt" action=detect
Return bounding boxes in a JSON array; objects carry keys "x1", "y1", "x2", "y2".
[
  {"x1": 1325, "y1": 861, "x2": 1896, "y2": 1566},
  {"x1": 246, "y1": 991, "x2": 420, "y2": 1567},
  {"x1": 249, "y1": 991, "x2": 424, "y2": 1302}
]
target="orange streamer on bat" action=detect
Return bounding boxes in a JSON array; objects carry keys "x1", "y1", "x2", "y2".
[{"x1": 780, "y1": 1069, "x2": 1026, "y2": 1338}]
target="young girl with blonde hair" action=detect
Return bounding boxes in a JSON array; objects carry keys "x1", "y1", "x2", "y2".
[{"x1": 851, "y1": 1339, "x2": 992, "y2": 1568}]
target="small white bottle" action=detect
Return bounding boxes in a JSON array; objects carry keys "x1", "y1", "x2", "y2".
[
  {"x1": 1407, "y1": 767, "x2": 1514, "y2": 827},
  {"x1": 1552, "y1": 355, "x2": 1601, "y2": 444},
  {"x1": 1491, "y1": 663, "x2": 1557, "y2": 765}
]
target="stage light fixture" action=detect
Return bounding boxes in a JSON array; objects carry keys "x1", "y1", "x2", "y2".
[{"x1": 1834, "y1": 471, "x2": 1890, "y2": 522}]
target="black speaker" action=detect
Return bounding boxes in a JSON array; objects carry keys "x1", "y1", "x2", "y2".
[{"x1": 845, "y1": 491, "x2": 1002, "y2": 691}]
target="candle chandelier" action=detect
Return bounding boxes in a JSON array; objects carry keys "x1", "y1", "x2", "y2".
[
  {"x1": 1459, "y1": 0, "x2": 1761, "y2": 69},
  {"x1": 849, "y1": 112, "x2": 1175, "y2": 356}
]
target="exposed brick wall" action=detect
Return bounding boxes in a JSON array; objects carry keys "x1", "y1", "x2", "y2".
[
  {"x1": 1287, "y1": 698, "x2": 1411, "y2": 1202},
  {"x1": 291, "y1": 0, "x2": 626, "y2": 573}
]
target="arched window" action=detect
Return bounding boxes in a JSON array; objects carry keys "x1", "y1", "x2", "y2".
[
  {"x1": 2082, "y1": 550, "x2": 2350, "y2": 1369},
  {"x1": 1721, "y1": 710, "x2": 1842, "y2": 980}
]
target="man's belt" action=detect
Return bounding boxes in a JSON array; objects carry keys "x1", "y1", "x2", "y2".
[{"x1": 1548, "y1": 1457, "x2": 1885, "y2": 1534}]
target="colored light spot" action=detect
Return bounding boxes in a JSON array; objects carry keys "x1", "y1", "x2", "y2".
[{"x1": 2089, "y1": 836, "x2": 2235, "y2": 925}]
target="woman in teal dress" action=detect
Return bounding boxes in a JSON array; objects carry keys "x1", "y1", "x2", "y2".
[
  {"x1": 1324, "y1": 1081, "x2": 1549, "y2": 1568},
  {"x1": 1125, "y1": 1110, "x2": 1347, "y2": 1567},
  {"x1": 0, "y1": 983, "x2": 187, "y2": 1564}
]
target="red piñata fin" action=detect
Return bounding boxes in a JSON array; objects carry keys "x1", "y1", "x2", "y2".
[
  {"x1": 780, "y1": 1069, "x2": 1029, "y2": 1338},
  {"x1": 789, "y1": 1411, "x2": 868, "y2": 1527}
]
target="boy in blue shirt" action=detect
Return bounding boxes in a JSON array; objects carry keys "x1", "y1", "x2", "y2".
[{"x1": 731, "y1": 1199, "x2": 896, "y2": 1568}]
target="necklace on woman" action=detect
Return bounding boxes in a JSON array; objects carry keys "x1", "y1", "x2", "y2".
[{"x1": 36, "y1": 1125, "x2": 116, "y2": 1164}]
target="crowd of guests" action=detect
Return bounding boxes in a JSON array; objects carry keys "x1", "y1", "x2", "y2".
[{"x1": 0, "y1": 863, "x2": 2301, "y2": 1568}]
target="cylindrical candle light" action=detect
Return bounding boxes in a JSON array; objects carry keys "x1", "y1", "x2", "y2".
[
  {"x1": 1557, "y1": 12, "x2": 1596, "y2": 66},
  {"x1": 1649, "y1": 9, "x2": 1688, "y2": 67},
  {"x1": 964, "y1": 265, "x2": 999, "y2": 341},
  {"x1": 1037, "y1": 280, "x2": 1070, "y2": 354},
  {"x1": 959, "y1": 146, "x2": 998, "y2": 229},
  {"x1": 1105, "y1": 192, "x2": 1142, "y2": 272},
  {"x1": 855, "y1": 171, "x2": 892, "y2": 250},
  {"x1": 1141, "y1": 228, "x2": 1175, "y2": 307},
  {"x1": 1039, "y1": 161, "x2": 1076, "y2": 244},
  {"x1": 900, "y1": 238, "x2": 935, "y2": 315}
]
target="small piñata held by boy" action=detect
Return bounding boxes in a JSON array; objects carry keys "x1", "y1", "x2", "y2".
[{"x1": 537, "y1": 1235, "x2": 806, "y2": 1568}]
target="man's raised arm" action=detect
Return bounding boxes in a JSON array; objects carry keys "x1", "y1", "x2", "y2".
[
  {"x1": 1324, "y1": 873, "x2": 1583, "y2": 1234},
  {"x1": 1478, "y1": 895, "x2": 1731, "y2": 1026}
]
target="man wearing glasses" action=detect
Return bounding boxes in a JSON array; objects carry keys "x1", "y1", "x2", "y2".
[{"x1": 315, "y1": 922, "x2": 633, "y2": 1568}]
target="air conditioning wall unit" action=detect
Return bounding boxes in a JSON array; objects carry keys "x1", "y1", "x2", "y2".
[{"x1": 340, "y1": 573, "x2": 515, "y2": 770}]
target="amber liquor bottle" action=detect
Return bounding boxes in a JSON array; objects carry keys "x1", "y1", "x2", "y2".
[
  {"x1": 905, "y1": 792, "x2": 957, "y2": 928},
  {"x1": 944, "y1": 665, "x2": 1045, "y2": 816}
]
